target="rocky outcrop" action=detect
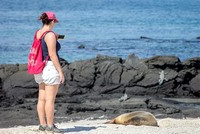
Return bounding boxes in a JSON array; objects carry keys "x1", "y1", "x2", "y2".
[
  {"x1": 1, "y1": 54, "x2": 200, "y2": 126},
  {"x1": 61, "y1": 54, "x2": 200, "y2": 98},
  {"x1": 1, "y1": 54, "x2": 200, "y2": 99}
]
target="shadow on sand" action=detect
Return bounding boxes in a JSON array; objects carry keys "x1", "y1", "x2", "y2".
[{"x1": 61, "y1": 126, "x2": 106, "y2": 133}]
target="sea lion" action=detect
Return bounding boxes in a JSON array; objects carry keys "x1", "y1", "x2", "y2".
[{"x1": 105, "y1": 111, "x2": 158, "y2": 126}]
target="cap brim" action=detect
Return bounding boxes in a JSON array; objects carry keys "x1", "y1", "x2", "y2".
[{"x1": 54, "y1": 19, "x2": 59, "y2": 23}]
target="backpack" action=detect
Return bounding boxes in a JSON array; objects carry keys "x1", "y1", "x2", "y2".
[{"x1": 27, "y1": 30, "x2": 50, "y2": 74}]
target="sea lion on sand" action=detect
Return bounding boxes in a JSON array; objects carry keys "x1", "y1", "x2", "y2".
[{"x1": 105, "y1": 111, "x2": 158, "y2": 126}]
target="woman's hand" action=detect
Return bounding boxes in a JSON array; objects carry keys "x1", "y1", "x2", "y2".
[{"x1": 59, "y1": 71, "x2": 65, "y2": 84}]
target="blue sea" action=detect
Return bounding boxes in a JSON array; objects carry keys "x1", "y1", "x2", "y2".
[{"x1": 0, "y1": 0, "x2": 200, "y2": 64}]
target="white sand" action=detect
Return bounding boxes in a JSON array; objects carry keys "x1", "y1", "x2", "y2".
[{"x1": 0, "y1": 118, "x2": 200, "y2": 134}]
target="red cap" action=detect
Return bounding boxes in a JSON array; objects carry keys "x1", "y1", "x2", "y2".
[{"x1": 45, "y1": 11, "x2": 59, "y2": 23}]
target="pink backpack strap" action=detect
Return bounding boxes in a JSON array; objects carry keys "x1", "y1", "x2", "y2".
[
  {"x1": 33, "y1": 30, "x2": 56, "y2": 40},
  {"x1": 33, "y1": 30, "x2": 39, "y2": 39},
  {"x1": 39, "y1": 30, "x2": 56, "y2": 62},
  {"x1": 39, "y1": 30, "x2": 53, "y2": 39}
]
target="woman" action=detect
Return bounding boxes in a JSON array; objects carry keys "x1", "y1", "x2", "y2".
[{"x1": 33, "y1": 11, "x2": 65, "y2": 133}]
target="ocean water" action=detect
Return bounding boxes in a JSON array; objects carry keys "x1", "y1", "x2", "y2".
[{"x1": 0, "y1": 0, "x2": 200, "y2": 64}]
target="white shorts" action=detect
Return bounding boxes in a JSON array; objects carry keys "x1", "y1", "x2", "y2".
[{"x1": 34, "y1": 61, "x2": 60, "y2": 85}]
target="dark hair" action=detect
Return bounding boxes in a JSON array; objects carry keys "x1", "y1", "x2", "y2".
[{"x1": 38, "y1": 13, "x2": 53, "y2": 25}]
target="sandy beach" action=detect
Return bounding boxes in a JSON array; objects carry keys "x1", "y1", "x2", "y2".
[{"x1": 0, "y1": 118, "x2": 200, "y2": 134}]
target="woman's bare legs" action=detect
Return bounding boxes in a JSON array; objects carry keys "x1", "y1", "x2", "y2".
[
  {"x1": 37, "y1": 83, "x2": 46, "y2": 126},
  {"x1": 45, "y1": 84, "x2": 59, "y2": 126}
]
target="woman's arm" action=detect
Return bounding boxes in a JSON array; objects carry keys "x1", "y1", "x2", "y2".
[{"x1": 45, "y1": 32, "x2": 65, "y2": 84}]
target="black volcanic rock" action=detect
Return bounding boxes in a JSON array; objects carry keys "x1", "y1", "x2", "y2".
[
  {"x1": 1, "y1": 55, "x2": 200, "y2": 127},
  {"x1": 2, "y1": 55, "x2": 200, "y2": 98}
]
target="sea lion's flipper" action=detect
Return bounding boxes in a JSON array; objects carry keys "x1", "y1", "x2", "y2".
[{"x1": 104, "y1": 119, "x2": 115, "y2": 124}]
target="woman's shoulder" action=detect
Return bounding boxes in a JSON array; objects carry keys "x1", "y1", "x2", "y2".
[
  {"x1": 45, "y1": 31, "x2": 56, "y2": 38},
  {"x1": 35, "y1": 29, "x2": 44, "y2": 39}
]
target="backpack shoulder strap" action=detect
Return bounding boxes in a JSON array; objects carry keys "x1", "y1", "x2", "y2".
[
  {"x1": 33, "y1": 30, "x2": 39, "y2": 39},
  {"x1": 33, "y1": 30, "x2": 56, "y2": 40},
  {"x1": 39, "y1": 31, "x2": 56, "y2": 61},
  {"x1": 40, "y1": 30, "x2": 56, "y2": 40}
]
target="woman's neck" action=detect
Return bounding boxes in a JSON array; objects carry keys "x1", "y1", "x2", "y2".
[{"x1": 42, "y1": 25, "x2": 52, "y2": 31}]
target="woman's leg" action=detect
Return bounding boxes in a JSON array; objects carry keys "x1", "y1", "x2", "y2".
[
  {"x1": 44, "y1": 84, "x2": 59, "y2": 126},
  {"x1": 37, "y1": 83, "x2": 46, "y2": 126}
]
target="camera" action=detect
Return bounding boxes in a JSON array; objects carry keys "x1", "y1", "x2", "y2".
[{"x1": 57, "y1": 34, "x2": 65, "y2": 40}]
